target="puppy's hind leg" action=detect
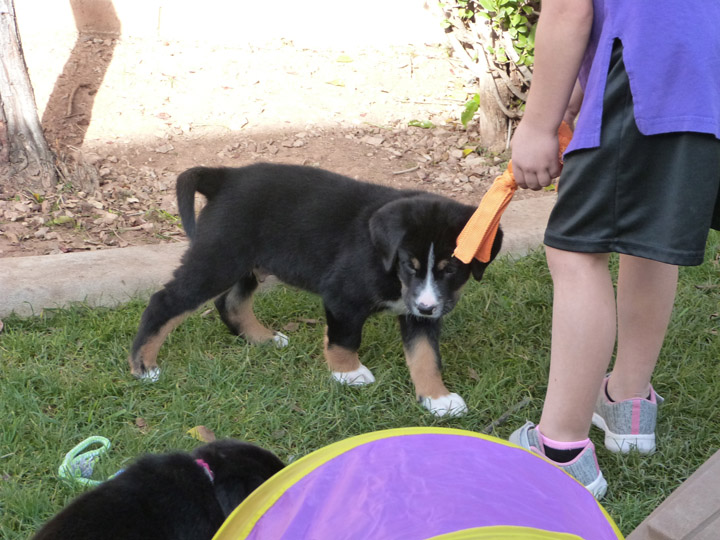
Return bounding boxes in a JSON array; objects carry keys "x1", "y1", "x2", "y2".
[
  {"x1": 215, "y1": 273, "x2": 288, "y2": 348},
  {"x1": 129, "y1": 264, "x2": 237, "y2": 381}
]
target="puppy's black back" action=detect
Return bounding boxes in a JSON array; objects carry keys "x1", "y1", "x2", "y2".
[
  {"x1": 32, "y1": 440, "x2": 284, "y2": 540},
  {"x1": 183, "y1": 164, "x2": 404, "y2": 243},
  {"x1": 33, "y1": 453, "x2": 222, "y2": 540}
]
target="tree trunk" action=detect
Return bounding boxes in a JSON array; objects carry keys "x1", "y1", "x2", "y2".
[
  {"x1": 473, "y1": 50, "x2": 512, "y2": 152},
  {"x1": 446, "y1": 31, "x2": 511, "y2": 152},
  {"x1": 0, "y1": 0, "x2": 57, "y2": 193}
]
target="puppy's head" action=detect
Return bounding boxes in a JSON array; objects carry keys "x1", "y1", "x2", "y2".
[
  {"x1": 192, "y1": 439, "x2": 284, "y2": 517},
  {"x1": 370, "y1": 195, "x2": 502, "y2": 319}
]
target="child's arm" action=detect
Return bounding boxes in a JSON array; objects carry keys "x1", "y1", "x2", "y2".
[
  {"x1": 511, "y1": 0, "x2": 593, "y2": 190},
  {"x1": 563, "y1": 81, "x2": 585, "y2": 129}
]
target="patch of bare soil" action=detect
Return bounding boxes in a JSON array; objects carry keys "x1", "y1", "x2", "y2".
[{"x1": 1, "y1": 35, "x2": 550, "y2": 258}]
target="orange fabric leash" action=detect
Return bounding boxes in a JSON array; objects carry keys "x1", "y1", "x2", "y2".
[{"x1": 454, "y1": 122, "x2": 574, "y2": 263}]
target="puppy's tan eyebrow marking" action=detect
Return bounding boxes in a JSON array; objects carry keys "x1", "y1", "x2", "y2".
[
  {"x1": 437, "y1": 259, "x2": 450, "y2": 271},
  {"x1": 411, "y1": 257, "x2": 421, "y2": 270}
]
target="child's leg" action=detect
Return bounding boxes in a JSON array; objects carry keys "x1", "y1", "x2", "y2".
[
  {"x1": 608, "y1": 254, "x2": 678, "y2": 400},
  {"x1": 538, "y1": 247, "x2": 616, "y2": 442}
]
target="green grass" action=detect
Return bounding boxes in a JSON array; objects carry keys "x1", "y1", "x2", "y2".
[{"x1": 1, "y1": 231, "x2": 718, "y2": 538}]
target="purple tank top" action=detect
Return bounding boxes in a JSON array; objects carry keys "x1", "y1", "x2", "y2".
[{"x1": 567, "y1": 0, "x2": 720, "y2": 153}]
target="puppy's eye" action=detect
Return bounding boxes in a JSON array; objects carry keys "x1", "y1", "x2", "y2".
[
  {"x1": 402, "y1": 260, "x2": 417, "y2": 275},
  {"x1": 436, "y1": 260, "x2": 457, "y2": 276}
]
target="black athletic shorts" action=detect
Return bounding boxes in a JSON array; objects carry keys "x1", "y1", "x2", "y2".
[{"x1": 545, "y1": 41, "x2": 720, "y2": 266}]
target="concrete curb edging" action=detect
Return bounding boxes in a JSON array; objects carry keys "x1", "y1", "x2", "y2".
[
  {"x1": 0, "y1": 242, "x2": 187, "y2": 318},
  {"x1": 0, "y1": 196, "x2": 555, "y2": 318}
]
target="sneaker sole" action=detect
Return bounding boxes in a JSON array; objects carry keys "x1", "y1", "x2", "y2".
[
  {"x1": 592, "y1": 413, "x2": 656, "y2": 454},
  {"x1": 586, "y1": 470, "x2": 608, "y2": 500}
]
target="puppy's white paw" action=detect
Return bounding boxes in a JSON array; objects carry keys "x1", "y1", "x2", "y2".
[
  {"x1": 140, "y1": 367, "x2": 161, "y2": 382},
  {"x1": 332, "y1": 364, "x2": 376, "y2": 386},
  {"x1": 272, "y1": 332, "x2": 289, "y2": 348},
  {"x1": 420, "y1": 393, "x2": 468, "y2": 417}
]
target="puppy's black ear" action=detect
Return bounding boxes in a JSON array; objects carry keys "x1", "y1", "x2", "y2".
[
  {"x1": 469, "y1": 227, "x2": 503, "y2": 281},
  {"x1": 470, "y1": 259, "x2": 488, "y2": 281},
  {"x1": 369, "y1": 201, "x2": 406, "y2": 272}
]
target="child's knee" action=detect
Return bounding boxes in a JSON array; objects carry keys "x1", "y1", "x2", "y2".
[{"x1": 546, "y1": 248, "x2": 610, "y2": 281}]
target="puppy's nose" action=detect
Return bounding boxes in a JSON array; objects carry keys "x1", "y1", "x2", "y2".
[{"x1": 417, "y1": 303, "x2": 438, "y2": 316}]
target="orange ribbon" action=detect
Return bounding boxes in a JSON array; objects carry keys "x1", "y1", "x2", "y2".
[{"x1": 454, "y1": 121, "x2": 574, "y2": 263}]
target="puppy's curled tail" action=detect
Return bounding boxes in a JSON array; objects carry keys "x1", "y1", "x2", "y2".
[{"x1": 176, "y1": 167, "x2": 224, "y2": 240}]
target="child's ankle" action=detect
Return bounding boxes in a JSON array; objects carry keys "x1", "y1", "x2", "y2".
[
  {"x1": 606, "y1": 376, "x2": 652, "y2": 402},
  {"x1": 537, "y1": 428, "x2": 589, "y2": 464}
]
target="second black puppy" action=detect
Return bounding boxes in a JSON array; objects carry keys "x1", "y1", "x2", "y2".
[
  {"x1": 128, "y1": 164, "x2": 502, "y2": 416},
  {"x1": 32, "y1": 439, "x2": 284, "y2": 540}
]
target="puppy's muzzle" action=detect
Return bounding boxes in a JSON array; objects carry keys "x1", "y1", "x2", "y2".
[
  {"x1": 415, "y1": 301, "x2": 440, "y2": 317},
  {"x1": 409, "y1": 299, "x2": 445, "y2": 319}
]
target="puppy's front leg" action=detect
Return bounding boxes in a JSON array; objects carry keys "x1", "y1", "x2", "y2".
[
  {"x1": 324, "y1": 308, "x2": 375, "y2": 386},
  {"x1": 399, "y1": 316, "x2": 467, "y2": 417}
]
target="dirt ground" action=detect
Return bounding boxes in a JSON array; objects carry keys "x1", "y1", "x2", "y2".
[{"x1": 0, "y1": 34, "x2": 550, "y2": 258}]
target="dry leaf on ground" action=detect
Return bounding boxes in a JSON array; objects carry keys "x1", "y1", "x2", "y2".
[
  {"x1": 135, "y1": 417, "x2": 149, "y2": 434},
  {"x1": 187, "y1": 425, "x2": 216, "y2": 443}
]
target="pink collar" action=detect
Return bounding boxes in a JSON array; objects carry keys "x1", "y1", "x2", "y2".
[{"x1": 195, "y1": 459, "x2": 214, "y2": 482}]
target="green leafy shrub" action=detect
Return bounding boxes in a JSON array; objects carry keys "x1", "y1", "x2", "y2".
[
  {"x1": 474, "y1": 0, "x2": 538, "y2": 67},
  {"x1": 440, "y1": 1, "x2": 540, "y2": 122}
]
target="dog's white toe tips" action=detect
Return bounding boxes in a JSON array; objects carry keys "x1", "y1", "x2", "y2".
[
  {"x1": 332, "y1": 364, "x2": 376, "y2": 386},
  {"x1": 140, "y1": 367, "x2": 161, "y2": 382},
  {"x1": 420, "y1": 393, "x2": 468, "y2": 417},
  {"x1": 272, "y1": 332, "x2": 289, "y2": 348}
]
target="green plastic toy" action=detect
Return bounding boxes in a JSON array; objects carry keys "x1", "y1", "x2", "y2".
[{"x1": 58, "y1": 436, "x2": 114, "y2": 487}]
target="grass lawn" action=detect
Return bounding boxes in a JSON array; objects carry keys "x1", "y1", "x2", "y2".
[{"x1": 1, "y1": 231, "x2": 718, "y2": 538}]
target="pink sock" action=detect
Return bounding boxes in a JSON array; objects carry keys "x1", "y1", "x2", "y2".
[{"x1": 538, "y1": 429, "x2": 589, "y2": 451}]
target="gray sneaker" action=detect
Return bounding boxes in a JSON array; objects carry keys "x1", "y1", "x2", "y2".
[
  {"x1": 592, "y1": 375, "x2": 663, "y2": 454},
  {"x1": 509, "y1": 421, "x2": 608, "y2": 499}
]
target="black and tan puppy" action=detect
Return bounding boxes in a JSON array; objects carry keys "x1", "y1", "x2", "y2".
[
  {"x1": 32, "y1": 439, "x2": 284, "y2": 540},
  {"x1": 128, "y1": 164, "x2": 502, "y2": 416}
]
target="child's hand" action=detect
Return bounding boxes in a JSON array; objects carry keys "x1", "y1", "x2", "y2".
[{"x1": 511, "y1": 122, "x2": 562, "y2": 191}]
